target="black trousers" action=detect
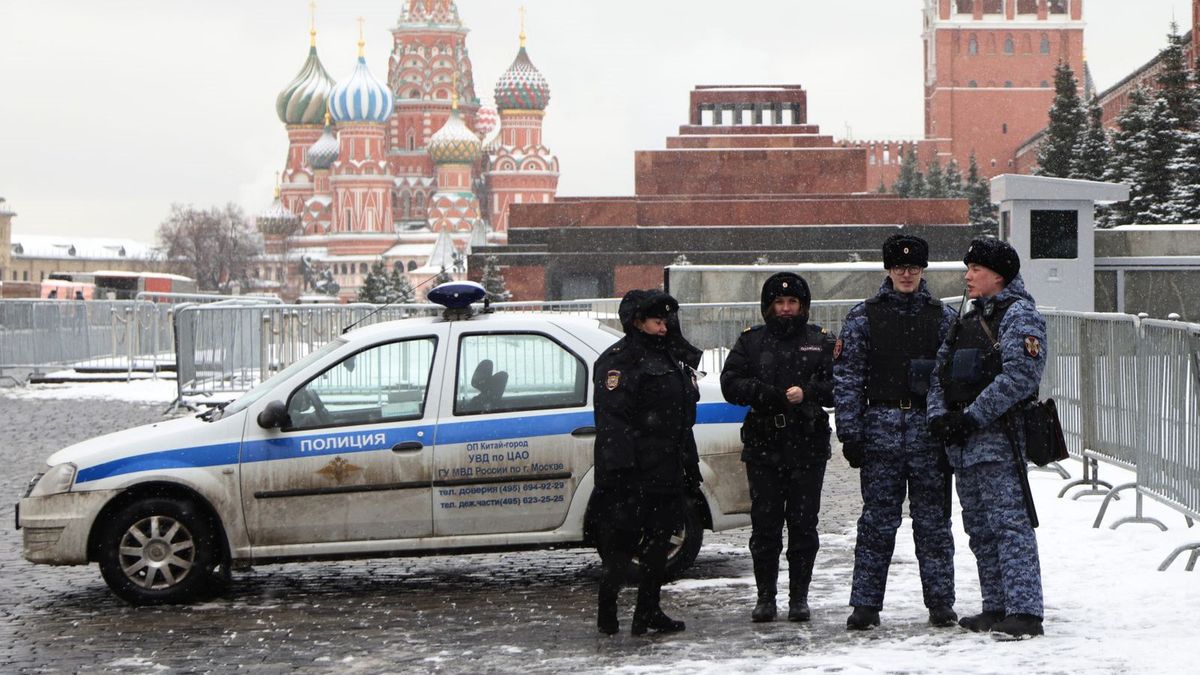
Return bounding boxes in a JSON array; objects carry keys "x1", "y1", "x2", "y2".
[
  {"x1": 746, "y1": 460, "x2": 827, "y2": 572},
  {"x1": 596, "y1": 486, "x2": 686, "y2": 613}
]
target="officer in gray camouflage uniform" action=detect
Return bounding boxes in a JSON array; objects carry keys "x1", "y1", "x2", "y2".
[
  {"x1": 927, "y1": 239, "x2": 1048, "y2": 640},
  {"x1": 834, "y1": 234, "x2": 959, "y2": 631}
]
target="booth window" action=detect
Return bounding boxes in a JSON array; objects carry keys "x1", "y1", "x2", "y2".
[{"x1": 1030, "y1": 210, "x2": 1078, "y2": 259}]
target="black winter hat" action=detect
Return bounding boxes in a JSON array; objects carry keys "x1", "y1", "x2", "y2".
[
  {"x1": 963, "y1": 238, "x2": 1020, "y2": 284},
  {"x1": 617, "y1": 289, "x2": 679, "y2": 333},
  {"x1": 882, "y1": 233, "x2": 929, "y2": 269},
  {"x1": 760, "y1": 272, "x2": 810, "y2": 319}
]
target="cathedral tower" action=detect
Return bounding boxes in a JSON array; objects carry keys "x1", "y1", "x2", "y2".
[
  {"x1": 923, "y1": 0, "x2": 1085, "y2": 176},
  {"x1": 275, "y1": 10, "x2": 336, "y2": 217}
]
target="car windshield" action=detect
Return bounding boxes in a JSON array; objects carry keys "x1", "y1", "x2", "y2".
[{"x1": 217, "y1": 338, "x2": 348, "y2": 418}]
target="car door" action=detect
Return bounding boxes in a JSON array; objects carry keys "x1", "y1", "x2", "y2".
[
  {"x1": 240, "y1": 328, "x2": 447, "y2": 547},
  {"x1": 432, "y1": 321, "x2": 595, "y2": 536}
]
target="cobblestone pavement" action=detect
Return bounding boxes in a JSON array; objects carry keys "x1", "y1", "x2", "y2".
[{"x1": 0, "y1": 395, "x2": 940, "y2": 674}]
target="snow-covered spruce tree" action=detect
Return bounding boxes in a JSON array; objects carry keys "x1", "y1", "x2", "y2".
[
  {"x1": 479, "y1": 255, "x2": 512, "y2": 302},
  {"x1": 1070, "y1": 97, "x2": 1110, "y2": 181},
  {"x1": 893, "y1": 146, "x2": 925, "y2": 197},
  {"x1": 1128, "y1": 97, "x2": 1180, "y2": 224},
  {"x1": 1104, "y1": 88, "x2": 1151, "y2": 226},
  {"x1": 358, "y1": 261, "x2": 390, "y2": 303},
  {"x1": 424, "y1": 267, "x2": 455, "y2": 301},
  {"x1": 943, "y1": 158, "x2": 965, "y2": 198},
  {"x1": 1157, "y1": 22, "x2": 1196, "y2": 131},
  {"x1": 1166, "y1": 128, "x2": 1200, "y2": 222},
  {"x1": 1035, "y1": 61, "x2": 1086, "y2": 178},
  {"x1": 925, "y1": 158, "x2": 947, "y2": 198},
  {"x1": 966, "y1": 153, "x2": 997, "y2": 237},
  {"x1": 388, "y1": 267, "x2": 416, "y2": 303}
]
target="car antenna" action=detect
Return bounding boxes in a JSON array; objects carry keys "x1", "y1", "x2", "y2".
[{"x1": 341, "y1": 273, "x2": 443, "y2": 335}]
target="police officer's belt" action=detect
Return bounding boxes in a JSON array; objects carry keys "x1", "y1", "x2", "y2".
[{"x1": 866, "y1": 398, "x2": 926, "y2": 410}]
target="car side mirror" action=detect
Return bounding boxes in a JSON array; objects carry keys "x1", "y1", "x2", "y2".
[{"x1": 257, "y1": 400, "x2": 290, "y2": 429}]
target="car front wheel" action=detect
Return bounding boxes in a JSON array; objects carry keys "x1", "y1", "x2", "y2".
[{"x1": 97, "y1": 497, "x2": 219, "y2": 605}]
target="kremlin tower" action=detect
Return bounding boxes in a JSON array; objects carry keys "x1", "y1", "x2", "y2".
[{"x1": 256, "y1": 1, "x2": 558, "y2": 301}]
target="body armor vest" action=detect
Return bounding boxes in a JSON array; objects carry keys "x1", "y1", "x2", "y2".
[
  {"x1": 941, "y1": 299, "x2": 1015, "y2": 406},
  {"x1": 865, "y1": 298, "x2": 943, "y2": 402}
]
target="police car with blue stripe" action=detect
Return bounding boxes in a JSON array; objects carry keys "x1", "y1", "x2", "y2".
[{"x1": 17, "y1": 282, "x2": 750, "y2": 605}]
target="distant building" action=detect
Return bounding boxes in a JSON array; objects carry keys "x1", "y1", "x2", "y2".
[
  {"x1": 257, "y1": 0, "x2": 558, "y2": 301},
  {"x1": 473, "y1": 85, "x2": 972, "y2": 301},
  {"x1": 0, "y1": 197, "x2": 13, "y2": 280},
  {"x1": 3, "y1": 232, "x2": 163, "y2": 298}
]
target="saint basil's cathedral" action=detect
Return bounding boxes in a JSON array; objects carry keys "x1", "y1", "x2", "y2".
[{"x1": 254, "y1": 0, "x2": 558, "y2": 300}]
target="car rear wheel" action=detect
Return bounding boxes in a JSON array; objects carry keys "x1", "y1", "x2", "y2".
[
  {"x1": 595, "y1": 501, "x2": 704, "y2": 580},
  {"x1": 97, "y1": 498, "x2": 218, "y2": 605}
]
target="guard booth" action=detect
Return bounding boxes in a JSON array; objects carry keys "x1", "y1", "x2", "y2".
[{"x1": 991, "y1": 175, "x2": 1130, "y2": 311}]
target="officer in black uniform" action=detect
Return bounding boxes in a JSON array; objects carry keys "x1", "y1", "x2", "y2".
[
  {"x1": 720, "y1": 272, "x2": 836, "y2": 623},
  {"x1": 592, "y1": 289, "x2": 704, "y2": 637},
  {"x1": 833, "y1": 234, "x2": 958, "y2": 631}
]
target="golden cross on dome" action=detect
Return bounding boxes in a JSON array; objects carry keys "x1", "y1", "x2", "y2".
[
  {"x1": 308, "y1": 0, "x2": 317, "y2": 46},
  {"x1": 356, "y1": 16, "x2": 365, "y2": 56},
  {"x1": 452, "y1": 71, "x2": 459, "y2": 110},
  {"x1": 519, "y1": 5, "x2": 527, "y2": 48},
  {"x1": 273, "y1": 171, "x2": 281, "y2": 198}
]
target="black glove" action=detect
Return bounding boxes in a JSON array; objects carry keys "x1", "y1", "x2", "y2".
[
  {"x1": 684, "y1": 462, "x2": 703, "y2": 491},
  {"x1": 754, "y1": 384, "x2": 787, "y2": 413},
  {"x1": 841, "y1": 440, "x2": 866, "y2": 469},
  {"x1": 941, "y1": 411, "x2": 979, "y2": 446},
  {"x1": 929, "y1": 415, "x2": 949, "y2": 441}
]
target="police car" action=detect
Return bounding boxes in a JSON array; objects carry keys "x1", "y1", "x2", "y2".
[{"x1": 17, "y1": 282, "x2": 750, "y2": 605}]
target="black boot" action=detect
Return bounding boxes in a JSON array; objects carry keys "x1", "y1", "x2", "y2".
[
  {"x1": 958, "y1": 610, "x2": 1005, "y2": 632},
  {"x1": 631, "y1": 583, "x2": 685, "y2": 636},
  {"x1": 597, "y1": 587, "x2": 619, "y2": 635},
  {"x1": 992, "y1": 613, "x2": 1044, "y2": 640},
  {"x1": 846, "y1": 606, "x2": 880, "y2": 630},
  {"x1": 751, "y1": 558, "x2": 778, "y2": 622},
  {"x1": 597, "y1": 550, "x2": 630, "y2": 635},
  {"x1": 787, "y1": 557, "x2": 814, "y2": 622},
  {"x1": 928, "y1": 605, "x2": 958, "y2": 628}
]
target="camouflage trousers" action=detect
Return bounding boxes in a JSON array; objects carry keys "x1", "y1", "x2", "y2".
[
  {"x1": 849, "y1": 447, "x2": 955, "y2": 610},
  {"x1": 957, "y1": 460, "x2": 1044, "y2": 617}
]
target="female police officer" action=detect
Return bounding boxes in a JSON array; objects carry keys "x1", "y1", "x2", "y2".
[
  {"x1": 592, "y1": 289, "x2": 703, "y2": 636},
  {"x1": 720, "y1": 272, "x2": 835, "y2": 623}
]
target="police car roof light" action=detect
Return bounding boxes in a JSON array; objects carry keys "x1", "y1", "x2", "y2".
[{"x1": 428, "y1": 281, "x2": 487, "y2": 319}]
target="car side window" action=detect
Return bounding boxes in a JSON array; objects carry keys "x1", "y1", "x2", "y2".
[
  {"x1": 455, "y1": 333, "x2": 587, "y2": 415},
  {"x1": 287, "y1": 337, "x2": 437, "y2": 430}
]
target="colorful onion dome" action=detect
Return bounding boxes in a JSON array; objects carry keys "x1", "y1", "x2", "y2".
[
  {"x1": 276, "y1": 45, "x2": 336, "y2": 125},
  {"x1": 474, "y1": 104, "x2": 498, "y2": 138},
  {"x1": 330, "y1": 38, "x2": 395, "y2": 123},
  {"x1": 428, "y1": 104, "x2": 481, "y2": 165},
  {"x1": 306, "y1": 115, "x2": 339, "y2": 170},
  {"x1": 494, "y1": 43, "x2": 550, "y2": 111},
  {"x1": 257, "y1": 187, "x2": 301, "y2": 236}
]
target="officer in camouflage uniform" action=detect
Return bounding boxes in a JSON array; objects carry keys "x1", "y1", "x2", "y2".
[
  {"x1": 721, "y1": 272, "x2": 835, "y2": 623},
  {"x1": 834, "y1": 234, "x2": 959, "y2": 631},
  {"x1": 927, "y1": 239, "x2": 1047, "y2": 640}
]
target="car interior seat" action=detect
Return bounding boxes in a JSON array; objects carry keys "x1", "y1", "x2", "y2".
[{"x1": 468, "y1": 359, "x2": 508, "y2": 412}]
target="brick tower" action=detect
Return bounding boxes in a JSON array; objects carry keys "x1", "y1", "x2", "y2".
[
  {"x1": 484, "y1": 22, "x2": 559, "y2": 240},
  {"x1": 923, "y1": 0, "x2": 1085, "y2": 176},
  {"x1": 275, "y1": 10, "x2": 335, "y2": 218}
]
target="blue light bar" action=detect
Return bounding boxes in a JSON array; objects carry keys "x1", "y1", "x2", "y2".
[{"x1": 427, "y1": 281, "x2": 487, "y2": 309}]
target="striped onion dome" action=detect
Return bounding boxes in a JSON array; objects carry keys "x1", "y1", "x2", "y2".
[
  {"x1": 330, "y1": 52, "x2": 395, "y2": 123},
  {"x1": 428, "y1": 107, "x2": 481, "y2": 164},
  {"x1": 276, "y1": 46, "x2": 336, "y2": 125},
  {"x1": 257, "y1": 191, "x2": 301, "y2": 236},
  {"x1": 474, "y1": 104, "x2": 498, "y2": 138},
  {"x1": 494, "y1": 46, "x2": 550, "y2": 111},
  {"x1": 306, "y1": 118, "x2": 339, "y2": 170}
]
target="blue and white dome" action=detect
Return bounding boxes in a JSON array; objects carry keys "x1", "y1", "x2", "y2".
[{"x1": 330, "y1": 48, "x2": 395, "y2": 124}]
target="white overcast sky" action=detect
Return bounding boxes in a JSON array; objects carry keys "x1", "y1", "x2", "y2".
[{"x1": 0, "y1": 0, "x2": 1195, "y2": 242}]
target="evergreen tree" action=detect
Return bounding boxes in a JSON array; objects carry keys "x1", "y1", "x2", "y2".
[
  {"x1": 1166, "y1": 129, "x2": 1200, "y2": 222},
  {"x1": 1105, "y1": 88, "x2": 1150, "y2": 226},
  {"x1": 876, "y1": 178, "x2": 888, "y2": 194},
  {"x1": 479, "y1": 255, "x2": 512, "y2": 302},
  {"x1": 925, "y1": 158, "x2": 947, "y2": 198},
  {"x1": 388, "y1": 267, "x2": 416, "y2": 303},
  {"x1": 893, "y1": 146, "x2": 925, "y2": 197},
  {"x1": 943, "y1": 158, "x2": 965, "y2": 198},
  {"x1": 1035, "y1": 61, "x2": 1086, "y2": 177},
  {"x1": 1129, "y1": 97, "x2": 1181, "y2": 223},
  {"x1": 425, "y1": 267, "x2": 455, "y2": 300},
  {"x1": 357, "y1": 261, "x2": 390, "y2": 303},
  {"x1": 1070, "y1": 97, "x2": 1110, "y2": 181},
  {"x1": 966, "y1": 153, "x2": 998, "y2": 236},
  {"x1": 1156, "y1": 22, "x2": 1195, "y2": 131}
]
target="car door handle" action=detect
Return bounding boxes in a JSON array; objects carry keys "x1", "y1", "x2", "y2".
[
  {"x1": 571, "y1": 426, "x2": 597, "y2": 437},
  {"x1": 392, "y1": 441, "x2": 424, "y2": 453}
]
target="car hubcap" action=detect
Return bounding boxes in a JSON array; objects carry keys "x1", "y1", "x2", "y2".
[{"x1": 118, "y1": 515, "x2": 196, "y2": 590}]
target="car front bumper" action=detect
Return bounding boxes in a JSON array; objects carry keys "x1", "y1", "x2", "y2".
[{"x1": 18, "y1": 490, "x2": 120, "y2": 565}]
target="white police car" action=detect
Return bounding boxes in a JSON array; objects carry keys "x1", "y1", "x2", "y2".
[{"x1": 17, "y1": 282, "x2": 751, "y2": 605}]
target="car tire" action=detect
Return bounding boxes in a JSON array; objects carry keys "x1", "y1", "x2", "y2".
[
  {"x1": 97, "y1": 497, "x2": 219, "y2": 606},
  {"x1": 596, "y1": 501, "x2": 704, "y2": 581}
]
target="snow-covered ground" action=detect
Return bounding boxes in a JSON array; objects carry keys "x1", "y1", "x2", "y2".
[{"x1": 3, "y1": 380, "x2": 1198, "y2": 673}]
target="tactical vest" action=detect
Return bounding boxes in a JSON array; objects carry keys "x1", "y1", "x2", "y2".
[
  {"x1": 864, "y1": 297, "x2": 944, "y2": 402},
  {"x1": 941, "y1": 298, "x2": 1015, "y2": 406}
]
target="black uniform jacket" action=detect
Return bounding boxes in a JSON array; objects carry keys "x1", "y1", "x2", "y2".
[{"x1": 720, "y1": 322, "x2": 836, "y2": 466}]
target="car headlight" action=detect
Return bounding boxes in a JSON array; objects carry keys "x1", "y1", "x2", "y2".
[{"x1": 28, "y1": 463, "x2": 77, "y2": 497}]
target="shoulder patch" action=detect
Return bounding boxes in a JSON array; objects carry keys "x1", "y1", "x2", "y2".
[
  {"x1": 605, "y1": 370, "x2": 622, "y2": 390},
  {"x1": 1023, "y1": 336, "x2": 1041, "y2": 359}
]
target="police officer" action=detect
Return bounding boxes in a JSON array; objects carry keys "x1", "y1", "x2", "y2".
[
  {"x1": 927, "y1": 239, "x2": 1048, "y2": 640},
  {"x1": 720, "y1": 272, "x2": 835, "y2": 623},
  {"x1": 834, "y1": 234, "x2": 958, "y2": 631},
  {"x1": 593, "y1": 289, "x2": 704, "y2": 636}
]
